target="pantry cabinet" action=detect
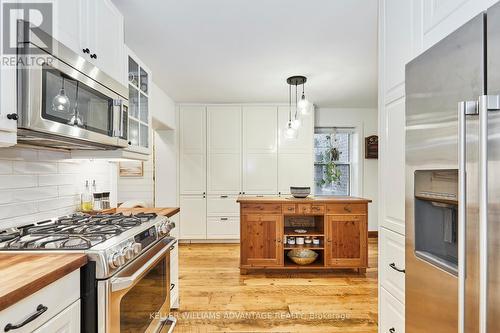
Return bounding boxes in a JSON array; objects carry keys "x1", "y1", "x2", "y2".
[
  {"x1": 207, "y1": 106, "x2": 241, "y2": 194},
  {"x1": 242, "y1": 106, "x2": 278, "y2": 194},
  {"x1": 179, "y1": 106, "x2": 206, "y2": 195}
]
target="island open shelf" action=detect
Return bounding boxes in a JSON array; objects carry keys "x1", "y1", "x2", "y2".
[{"x1": 238, "y1": 196, "x2": 371, "y2": 274}]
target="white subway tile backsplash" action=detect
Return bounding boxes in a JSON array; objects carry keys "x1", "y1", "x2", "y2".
[
  {"x1": 13, "y1": 161, "x2": 58, "y2": 174},
  {"x1": 38, "y1": 174, "x2": 78, "y2": 186},
  {"x1": 0, "y1": 186, "x2": 58, "y2": 205},
  {"x1": 0, "y1": 202, "x2": 37, "y2": 219},
  {"x1": 0, "y1": 175, "x2": 37, "y2": 189},
  {"x1": 0, "y1": 147, "x2": 116, "y2": 228},
  {"x1": 0, "y1": 161, "x2": 12, "y2": 174}
]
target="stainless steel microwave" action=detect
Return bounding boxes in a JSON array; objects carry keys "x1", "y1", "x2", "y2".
[{"x1": 16, "y1": 22, "x2": 128, "y2": 150}]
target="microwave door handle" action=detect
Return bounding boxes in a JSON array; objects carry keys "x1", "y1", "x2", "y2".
[
  {"x1": 113, "y1": 100, "x2": 123, "y2": 138},
  {"x1": 110, "y1": 239, "x2": 176, "y2": 292}
]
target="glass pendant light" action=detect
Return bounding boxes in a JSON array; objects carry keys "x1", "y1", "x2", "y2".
[
  {"x1": 68, "y1": 82, "x2": 83, "y2": 126},
  {"x1": 52, "y1": 76, "x2": 71, "y2": 114},
  {"x1": 285, "y1": 84, "x2": 298, "y2": 139},
  {"x1": 297, "y1": 82, "x2": 312, "y2": 115}
]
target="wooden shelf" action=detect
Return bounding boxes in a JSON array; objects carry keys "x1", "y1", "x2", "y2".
[
  {"x1": 284, "y1": 244, "x2": 324, "y2": 250},
  {"x1": 284, "y1": 257, "x2": 325, "y2": 268},
  {"x1": 284, "y1": 227, "x2": 324, "y2": 236}
]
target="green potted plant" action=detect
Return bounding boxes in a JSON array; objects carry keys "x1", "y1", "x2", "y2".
[{"x1": 317, "y1": 135, "x2": 342, "y2": 189}]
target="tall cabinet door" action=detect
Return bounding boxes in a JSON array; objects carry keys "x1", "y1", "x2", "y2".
[
  {"x1": 180, "y1": 106, "x2": 206, "y2": 195},
  {"x1": 179, "y1": 195, "x2": 207, "y2": 239},
  {"x1": 207, "y1": 106, "x2": 241, "y2": 194},
  {"x1": 240, "y1": 214, "x2": 283, "y2": 266},
  {"x1": 277, "y1": 106, "x2": 314, "y2": 194},
  {"x1": 242, "y1": 106, "x2": 278, "y2": 194},
  {"x1": 325, "y1": 215, "x2": 367, "y2": 268}
]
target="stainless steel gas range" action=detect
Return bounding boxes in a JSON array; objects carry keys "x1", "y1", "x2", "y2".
[{"x1": 0, "y1": 212, "x2": 177, "y2": 333}]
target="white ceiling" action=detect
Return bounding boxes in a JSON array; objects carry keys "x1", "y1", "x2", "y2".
[{"x1": 112, "y1": 0, "x2": 378, "y2": 108}]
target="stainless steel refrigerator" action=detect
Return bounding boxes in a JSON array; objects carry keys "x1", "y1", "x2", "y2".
[{"x1": 405, "y1": 2, "x2": 500, "y2": 332}]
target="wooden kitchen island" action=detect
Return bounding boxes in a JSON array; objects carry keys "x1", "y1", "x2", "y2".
[{"x1": 237, "y1": 196, "x2": 372, "y2": 274}]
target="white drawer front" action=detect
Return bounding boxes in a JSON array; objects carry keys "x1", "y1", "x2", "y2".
[
  {"x1": 207, "y1": 216, "x2": 240, "y2": 239},
  {"x1": 0, "y1": 269, "x2": 80, "y2": 333},
  {"x1": 380, "y1": 227, "x2": 405, "y2": 303},
  {"x1": 207, "y1": 195, "x2": 239, "y2": 216},
  {"x1": 380, "y1": 287, "x2": 405, "y2": 333}
]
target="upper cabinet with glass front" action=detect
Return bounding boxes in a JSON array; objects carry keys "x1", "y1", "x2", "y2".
[{"x1": 126, "y1": 48, "x2": 151, "y2": 154}]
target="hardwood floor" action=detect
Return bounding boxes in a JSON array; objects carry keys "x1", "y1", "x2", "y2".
[{"x1": 173, "y1": 238, "x2": 378, "y2": 332}]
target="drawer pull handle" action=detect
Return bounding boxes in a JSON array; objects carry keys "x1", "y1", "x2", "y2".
[
  {"x1": 4, "y1": 304, "x2": 48, "y2": 332},
  {"x1": 344, "y1": 206, "x2": 352, "y2": 213},
  {"x1": 389, "y1": 328, "x2": 395, "y2": 333},
  {"x1": 389, "y1": 263, "x2": 405, "y2": 273},
  {"x1": 170, "y1": 283, "x2": 175, "y2": 291},
  {"x1": 220, "y1": 195, "x2": 228, "y2": 198},
  {"x1": 287, "y1": 207, "x2": 294, "y2": 211},
  {"x1": 220, "y1": 218, "x2": 228, "y2": 221}
]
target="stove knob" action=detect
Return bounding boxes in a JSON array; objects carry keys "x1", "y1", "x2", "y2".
[
  {"x1": 132, "y1": 242, "x2": 142, "y2": 255},
  {"x1": 160, "y1": 223, "x2": 169, "y2": 235},
  {"x1": 108, "y1": 252, "x2": 125, "y2": 269},
  {"x1": 122, "y1": 246, "x2": 134, "y2": 260}
]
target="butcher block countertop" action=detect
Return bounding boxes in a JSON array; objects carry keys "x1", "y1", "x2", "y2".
[
  {"x1": 0, "y1": 253, "x2": 87, "y2": 311},
  {"x1": 236, "y1": 196, "x2": 372, "y2": 203},
  {"x1": 109, "y1": 207, "x2": 180, "y2": 217}
]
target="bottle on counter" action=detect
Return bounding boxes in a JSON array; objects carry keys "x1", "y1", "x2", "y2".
[
  {"x1": 81, "y1": 180, "x2": 93, "y2": 212},
  {"x1": 93, "y1": 193, "x2": 103, "y2": 211}
]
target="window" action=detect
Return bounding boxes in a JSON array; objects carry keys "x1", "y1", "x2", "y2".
[{"x1": 314, "y1": 128, "x2": 354, "y2": 196}]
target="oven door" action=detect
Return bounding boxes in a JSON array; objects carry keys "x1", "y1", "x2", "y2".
[{"x1": 105, "y1": 238, "x2": 175, "y2": 333}]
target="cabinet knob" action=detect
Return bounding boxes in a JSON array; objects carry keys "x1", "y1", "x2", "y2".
[
  {"x1": 90, "y1": 53, "x2": 97, "y2": 59},
  {"x1": 389, "y1": 328, "x2": 395, "y2": 333},
  {"x1": 82, "y1": 48, "x2": 90, "y2": 54},
  {"x1": 6, "y1": 113, "x2": 18, "y2": 120}
]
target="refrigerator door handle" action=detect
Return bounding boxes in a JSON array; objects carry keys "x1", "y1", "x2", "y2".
[
  {"x1": 478, "y1": 95, "x2": 500, "y2": 333},
  {"x1": 458, "y1": 100, "x2": 478, "y2": 333}
]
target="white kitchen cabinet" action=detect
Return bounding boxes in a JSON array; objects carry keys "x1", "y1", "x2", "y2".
[
  {"x1": 380, "y1": 227, "x2": 405, "y2": 303},
  {"x1": 51, "y1": 0, "x2": 124, "y2": 84},
  {"x1": 207, "y1": 195, "x2": 239, "y2": 216},
  {"x1": 207, "y1": 106, "x2": 241, "y2": 194},
  {"x1": 0, "y1": 270, "x2": 80, "y2": 333},
  {"x1": 242, "y1": 106, "x2": 278, "y2": 194},
  {"x1": 126, "y1": 48, "x2": 152, "y2": 155},
  {"x1": 380, "y1": 287, "x2": 405, "y2": 333},
  {"x1": 179, "y1": 195, "x2": 206, "y2": 239},
  {"x1": 207, "y1": 216, "x2": 239, "y2": 239},
  {"x1": 0, "y1": 0, "x2": 18, "y2": 146},
  {"x1": 180, "y1": 106, "x2": 206, "y2": 195},
  {"x1": 32, "y1": 300, "x2": 80, "y2": 333}
]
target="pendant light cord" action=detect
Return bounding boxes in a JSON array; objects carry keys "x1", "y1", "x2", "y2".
[
  {"x1": 295, "y1": 84, "x2": 298, "y2": 119},
  {"x1": 289, "y1": 83, "x2": 292, "y2": 122}
]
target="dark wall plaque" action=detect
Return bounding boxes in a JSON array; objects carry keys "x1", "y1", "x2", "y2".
[{"x1": 365, "y1": 135, "x2": 378, "y2": 159}]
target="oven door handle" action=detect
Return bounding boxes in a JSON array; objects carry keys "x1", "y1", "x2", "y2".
[{"x1": 111, "y1": 239, "x2": 176, "y2": 292}]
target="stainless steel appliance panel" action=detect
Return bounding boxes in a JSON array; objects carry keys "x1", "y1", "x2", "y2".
[
  {"x1": 486, "y1": 3, "x2": 500, "y2": 331},
  {"x1": 405, "y1": 12, "x2": 485, "y2": 333}
]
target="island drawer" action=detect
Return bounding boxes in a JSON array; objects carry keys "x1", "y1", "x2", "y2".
[
  {"x1": 241, "y1": 203, "x2": 282, "y2": 213},
  {"x1": 326, "y1": 203, "x2": 366, "y2": 215},
  {"x1": 282, "y1": 204, "x2": 296, "y2": 214}
]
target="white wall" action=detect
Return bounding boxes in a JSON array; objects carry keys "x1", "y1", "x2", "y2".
[
  {"x1": 315, "y1": 107, "x2": 378, "y2": 231},
  {"x1": 0, "y1": 146, "x2": 116, "y2": 228}
]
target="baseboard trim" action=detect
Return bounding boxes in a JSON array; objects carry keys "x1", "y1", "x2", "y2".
[
  {"x1": 179, "y1": 239, "x2": 240, "y2": 244},
  {"x1": 368, "y1": 231, "x2": 378, "y2": 238}
]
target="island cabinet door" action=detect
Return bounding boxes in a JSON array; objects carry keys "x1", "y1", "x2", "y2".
[
  {"x1": 325, "y1": 215, "x2": 368, "y2": 268},
  {"x1": 240, "y1": 214, "x2": 283, "y2": 266}
]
